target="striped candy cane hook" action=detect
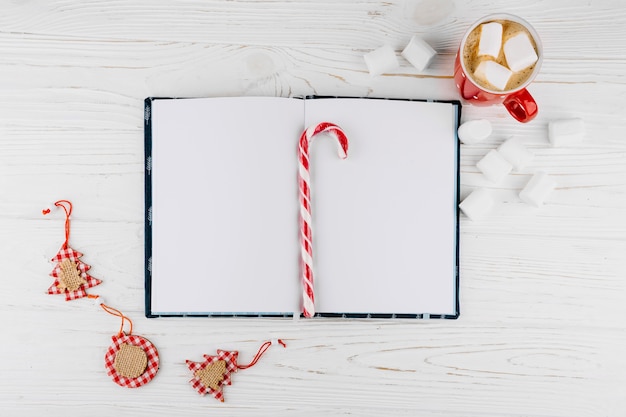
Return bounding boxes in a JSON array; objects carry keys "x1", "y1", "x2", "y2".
[{"x1": 298, "y1": 122, "x2": 349, "y2": 318}]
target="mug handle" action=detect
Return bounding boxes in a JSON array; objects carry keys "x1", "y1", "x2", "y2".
[{"x1": 503, "y1": 88, "x2": 538, "y2": 123}]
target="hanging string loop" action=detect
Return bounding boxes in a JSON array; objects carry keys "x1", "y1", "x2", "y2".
[
  {"x1": 43, "y1": 199, "x2": 73, "y2": 248},
  {"x1": 100, "y1": 302, "x2": 133, "y2": 337},
  {"x1": 237, "y1": 339, "x2": 286, "y2": 370}
]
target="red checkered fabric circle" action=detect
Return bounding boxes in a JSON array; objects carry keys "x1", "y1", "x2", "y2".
[
  {"x1": 105, "y1": 334, "x2": 159, "y2": 388},
  {"x1": 186, "y1": 350, "x2": 239, "y2": 402}
]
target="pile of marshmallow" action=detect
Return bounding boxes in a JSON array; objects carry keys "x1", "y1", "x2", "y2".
[
  {"x1": 364, "y1": 35, "x2": 436, "y2": 76},
  {"x1": 458, "y1": 118, "x2": 585, "y2": 221},
  {"x1": 472, "y1": 22, "x2": 538, "y2": 91}
]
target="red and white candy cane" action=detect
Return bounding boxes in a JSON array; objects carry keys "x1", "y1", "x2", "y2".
[{"x1": 298, "y1": 122, "x2": 349, "y2": 318}]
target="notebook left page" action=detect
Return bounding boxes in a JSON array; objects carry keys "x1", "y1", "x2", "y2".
[{"x1": 148, "y1": 97, "x2": 304, "y2": 316}]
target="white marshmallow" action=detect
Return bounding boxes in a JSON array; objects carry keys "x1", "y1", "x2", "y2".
[
  {"x1": 401, "y1": 35, "x2": 437, "y2": 71},
  {"x1": 478, "y1": 22, "x2": 503, "y2": 58},
  {"x1": 457, "y1": 119, "x2": 492, "y2": 145},
  {"x1": 477, "y1": 150, "x2": 513, "y2": 183},
  {"x1": 364, "y1": 45, "x2": 399, "y2": 77},
  {"x1": 459, "y1": 188, "x2": 494, "y2": 221},
  {"x1": 519, "y1": 171, "x2": 556, "y2": 207},
  {"x1": 497, "y1": 137, "x2": 534, "y2": 171},
  {"x1": 548, "y1": 118, "x2": 585, "y2": 147},
  {"x1": 503, "y1": 32, "x2": 538, "y2": 72},
  {"x1": 474, "y1": 60, "x2": 512, "y2": 91}
]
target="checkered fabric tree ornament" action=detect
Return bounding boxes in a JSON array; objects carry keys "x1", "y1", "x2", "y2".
[
  {"x1": 43, "y1": 200, "x2": 102, "y2": 300},
  {"x1": 186, "y1": 339, "x2": 286, "y2": 402}
]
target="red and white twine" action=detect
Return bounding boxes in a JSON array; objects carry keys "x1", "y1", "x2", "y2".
[{"x1": 298, "y1": 122, "x2": 349, "y2": 318}]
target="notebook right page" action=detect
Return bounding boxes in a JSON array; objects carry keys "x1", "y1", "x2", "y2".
[{"x1": 304, "y1": 98, "x2": 459, "y2": 317}]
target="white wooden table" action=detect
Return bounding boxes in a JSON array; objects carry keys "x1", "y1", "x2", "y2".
[{"x1": 1, "y1": 1, "x2": 625, "y2": 415}]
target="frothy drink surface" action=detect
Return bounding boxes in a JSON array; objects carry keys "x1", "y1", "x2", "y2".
[{"x1": 463, "y1": 19, "x2": 538, "y2": 91}]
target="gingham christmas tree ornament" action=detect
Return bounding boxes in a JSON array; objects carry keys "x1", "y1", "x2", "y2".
[
  {"x1": 186, "y1": 339, "x2": 286, "y2": 402},
  {"x1": 44, "y1": 200, "x2": 102, "y2": 300},
  {"x1": 186, "y1": 350, "x2": 238, "y2": 402}
]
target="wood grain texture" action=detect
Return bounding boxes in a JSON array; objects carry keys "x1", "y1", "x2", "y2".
[{"x1": 1, "y1": 0, "x2": 625, "y2": 416}]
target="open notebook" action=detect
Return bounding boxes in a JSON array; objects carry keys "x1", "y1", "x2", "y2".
[{"x1": 144, "y1": 96, "x2": 461, "y2": 318}]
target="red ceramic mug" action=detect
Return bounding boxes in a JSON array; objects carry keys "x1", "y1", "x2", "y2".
[{"x1": 454, "y1": 14, "x2": 543, "y2": 123}]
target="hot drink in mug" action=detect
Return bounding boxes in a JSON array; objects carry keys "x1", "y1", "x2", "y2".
[{"x1": 454, "y1": 14, "x2": 543, "y2": 123}]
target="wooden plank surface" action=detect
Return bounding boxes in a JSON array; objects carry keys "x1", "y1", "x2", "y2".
[{"x1": 1, "y1": 0, "x2": 625, "y2": 416}]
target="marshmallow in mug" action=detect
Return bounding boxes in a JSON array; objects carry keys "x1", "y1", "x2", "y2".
[
  {"x1": 504, "y1": 32, "x2": 539, "y2": 72},
  {"x1": 474, "y1": 60, "x2": 512, "y2": 91},
  {"x1": 478, "y1": 22, "x2": 503, "y2": 58}
]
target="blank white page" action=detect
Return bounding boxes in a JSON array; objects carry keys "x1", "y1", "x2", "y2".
[
  {"x1": 150, "y1": 97, "x2": 304, "y2": 315},
  {"x1": 304, "y1": 98, "x2": 458, "y2": 316}
]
